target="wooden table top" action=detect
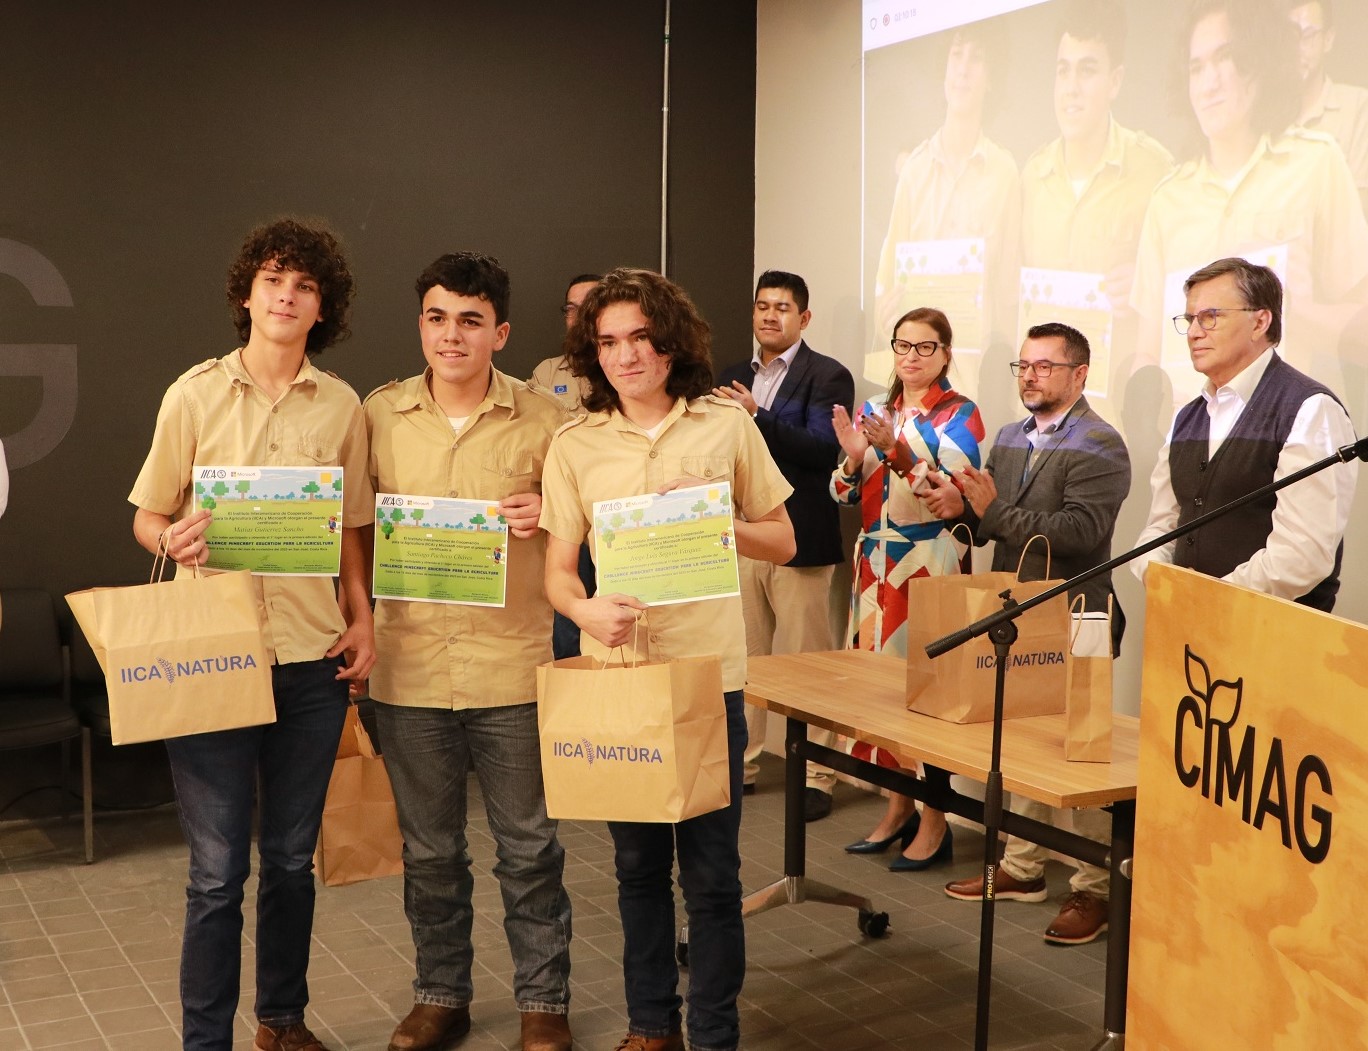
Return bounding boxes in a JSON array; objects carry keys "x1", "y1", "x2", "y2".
[{"x1": 744, "y1": 650, "x2": 1138, "y2": 809}]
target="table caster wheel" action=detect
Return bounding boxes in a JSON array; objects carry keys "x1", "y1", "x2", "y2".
[{"x1": 858, "y1": 909, "x2": 890, "y2": 938}]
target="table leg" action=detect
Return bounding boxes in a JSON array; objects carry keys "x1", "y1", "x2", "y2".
[{"x1": 1090, "y1": 799, "x2": 1135, "y2": 1049}]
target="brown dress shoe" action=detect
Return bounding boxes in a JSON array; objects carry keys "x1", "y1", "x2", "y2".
[
  {"x1": 612, "y1": 1033, "x2": 684, "y2": 1051},
  {"x1": 253, "y1": 1022, "x2": 333, "y2": 1051},
  {"x1": 388, "y1": 1004, "x2": 472, "y2": 1051},
  {"x1": 1044, "y1": 891, "x2": 1109, "y2": 945},
  {"x1": 944, "y1": 869, "x2": 1048, "y2": 902},
  {"x1": 521, "y1": 1010, "x2": 572, "y2": 1051}
]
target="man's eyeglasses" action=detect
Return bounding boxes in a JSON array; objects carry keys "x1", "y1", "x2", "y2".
[
  {"x1": 890, "y1": 339, "x2": 942, "y2": 357},
  {"x1": 560, "y1": 304, "x2": 579, "y2": 319},
  {"x1": 1009, "y1": 360, "x2": 1081, "y2": 378},
  {"x1": 1171, "y1": 307, "x2": 1260, "y2": 335}
]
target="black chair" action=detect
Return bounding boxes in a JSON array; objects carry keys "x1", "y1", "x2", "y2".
[{"x1": 0, "y1": 588, "x2": 93, "y2": 863}]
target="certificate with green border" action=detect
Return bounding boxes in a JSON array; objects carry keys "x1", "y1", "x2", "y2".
[
  {"x1": 593, "y1": 482, "x2": 739, "y2": 605},
  {"x1": 372, "y1": 494, "x2": 509, "y2": 606},
  {"x1": 194, "y1": 465, "x2": 343, "y2": 576}
]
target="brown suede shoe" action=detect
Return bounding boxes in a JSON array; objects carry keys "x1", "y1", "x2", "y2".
[
  {"x1": 253, "y1": 1022, "x2": 333, "y2": 1051},
  {"x1": 944, "y1": 869, "x2": 1048, "y2": 902},
  {"x1": 521, "y1": 1010, "x2": 572, "y2": 1051},
  {"x1": 611, "y1": 1033, "x2": 684, "y2": 1051},
  {"x1": 1044, "y1": 891, "x2": 1109, "y2": 945},
  {"x1": 388, "y1": 1004, "x2": 472, "y2": 1051}
]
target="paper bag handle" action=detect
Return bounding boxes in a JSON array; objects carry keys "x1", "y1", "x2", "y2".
[
  {"x1": 1068, "y1": 592, "x2": 1113, "y2": 647},
  {"x1": 607, "y1": 609, "x2": 650, "y2": 668},
  {"x1": 946, "y1": 521, "x2": 974, "y2": 548},
  {"x1": 1014, "y1": 534, "x2": 1053, "y2": 581},
  {"x1": 152, "y1": 529, "x2": 201, "y2": 583}
]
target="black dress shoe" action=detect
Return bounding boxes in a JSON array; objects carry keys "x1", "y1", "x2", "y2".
[{"x1": 803, "y1": 787, "x2": 833, "y2": 822}]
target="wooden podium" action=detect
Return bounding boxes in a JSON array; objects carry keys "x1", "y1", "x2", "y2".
[{"x1": 1130, "y1": 565, "x2": 1368, "y2": 1046}]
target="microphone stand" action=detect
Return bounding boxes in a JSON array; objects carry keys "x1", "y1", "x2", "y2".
[{"x1": 930, "y1": 437, "x2": 1366, "y2": 1051}]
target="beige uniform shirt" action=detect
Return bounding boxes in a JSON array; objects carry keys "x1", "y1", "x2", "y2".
[
  {"x1": 873, "y1": 129, "x2": 1021, "y2": 349},
  {"x1": 364, "y1": 368, "x2": 564, "y2": 709},
  {"x1": 528, "y1": 355, "x2": 591, "y2": 411},
  {"x1": 539, "y1": 396, "x2": 793, "y2": 693},
  {"x1": 1132, "y1": 131, "x2": 1368, "y2": 329},
  {"x1": 128, "y1": 349, "x2": 372, "y2": 665},
  {"x1": 1021, "y1": 119, "x2": 1174, "y2": 274},
  {"x1": 1300, "y1": 78, "x2": 1368, "y2": 201}
]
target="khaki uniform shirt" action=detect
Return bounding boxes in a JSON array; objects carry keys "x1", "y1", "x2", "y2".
[
  {"x1": 1300, "y1": 78, "x2": 1368, "y2": 200},
  {"x1": 1132, "y1": 131, "x2": 1368, "y2": 328},
  {"x1": 128, "y1": 349, "x2": 372, "y2": 665},
  {"x1": 1021, "y1": 119, "x2": 1174, "y2": 274},
  {"x1": 528, "y1": 355, "x2": 591, "y2": 411},
  {"x1": 873, "y1": 129, "x2": 1021, "y2": 348},
  {"x1": 539, "y1": 396, "x2": 793, "y2": 693},
  {"x1": 364, "y1": 368, "x2": 563, "y2": 709}
]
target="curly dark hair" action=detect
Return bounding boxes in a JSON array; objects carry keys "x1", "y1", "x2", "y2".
[
  {"x1": 226, "y1": 217, "x2": 355, "y2": 354},
  {"x1": 414, "y1": 252, "x2": 510, "y2": 323},
  {"x1": 564, "y1": 268, "x2": 714, "y2": 414}
]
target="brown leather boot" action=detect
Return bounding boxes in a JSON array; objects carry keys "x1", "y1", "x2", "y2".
[
  {"x1": 253, "y1": 1022, "x2": 333, "y2": 1051},
  {"x1": 521, "y1": 1010, "x2": 572, "y2": 1051},
  {"x1": 387, "y1": 1004, "x2": 472, "y2": 1051},
  {"x1": 611, "y1": 1033, "x2": 684, "y2": 1051}
]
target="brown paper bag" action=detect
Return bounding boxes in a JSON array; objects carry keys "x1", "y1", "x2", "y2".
[
  {"x1": 907, "y1": 535, "x2": 1071, "y2": 723},
  {"x1": 315, "y1": 703, "x2": 405, "y2": 887},
  {"x1": 536, "y1": 626, "x2": 729, "y2": 822},
  {"x1": 66, "y1": 557, "x2": 275, "y2": 745},
  {"x1": 1065, "y1": 594, "x2": 1113, "y2": 763}
]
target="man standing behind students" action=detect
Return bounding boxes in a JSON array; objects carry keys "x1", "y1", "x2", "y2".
[
  {"x1": 713, "y1": 270, "x2": 853, "y2": 820},
  {"x1": 529, "y1": 273, "x2": 600, "y2": 410},
  {"x1": 129, "y1": 218, "x2": 374, "y2": 1051},
  {"x1": 363, "y1": 253, "x2": 573, "y2": 1051}
]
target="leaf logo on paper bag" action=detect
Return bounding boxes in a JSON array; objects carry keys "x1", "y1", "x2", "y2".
[
  {"x1": 118, "y1": 652, "x2": 260, "y2": 685},
  {"x1": 551, "y1": 738, "x2": 664, "y2": 767}
]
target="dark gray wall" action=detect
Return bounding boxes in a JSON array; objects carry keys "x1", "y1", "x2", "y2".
[{"x1": 0, "y1": 1, "x2": 757, "y2": 599}]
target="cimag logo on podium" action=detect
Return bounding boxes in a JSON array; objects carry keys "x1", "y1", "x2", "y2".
[{"x1": 1171, "y1": 646, "x2": 1334, "y2": 865}]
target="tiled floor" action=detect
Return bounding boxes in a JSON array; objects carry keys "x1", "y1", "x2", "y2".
[{"x1": 0, "y1": 758, "x2": 1109, "y2": 1050}]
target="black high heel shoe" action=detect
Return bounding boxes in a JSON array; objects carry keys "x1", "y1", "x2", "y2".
[
  {"x1": 889, "y1": 825, "x2": 954, "y2": 871},
  {"x1": 843, "y1": 812, "x2": 921, "y2": 855}
]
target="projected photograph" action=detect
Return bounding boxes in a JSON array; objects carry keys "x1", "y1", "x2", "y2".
[{"x1": 862, "y1": 0, "x2": 1368, "y2": 440}]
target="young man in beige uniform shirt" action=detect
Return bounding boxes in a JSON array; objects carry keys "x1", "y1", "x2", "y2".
[
  {"x1": 541, "y1": 269, "x2": 794, "y2": 1051},
  {"x1": 129, "y1": 218, "x2": 375, "y2": 1051},
  {"x1": 363, "y1": 253, "x2": 572, "y2": 1051}
]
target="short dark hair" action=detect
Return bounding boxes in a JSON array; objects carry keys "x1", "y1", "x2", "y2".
[
  {"x1": 565, "y1": 273, "x2": 602, "y2": 297},
  {"x1": 1059, "y1": 0, "x2": 1127, "y2": 65},
  {"x1": 1183, "y1": 256, "x2": 1284, "y2": 343},
  {"x1": 226, "y1": 218, "x2": 354, "y2": 355},
  {"x1": 1178, "y1": 0, "x2": 1299, "y2": 153},
  {"x1": 565, "y1": 268, "x2": 714, "y2": 414},
  {"x1": 888, "y1": 306, "x2": 953, "y2": 406},
  {"x1": 755, "y1": 270, "x2": 810, "y2": 312},
  {"x1": 415, "y1": 252, "x2": 510, "y2": 325},
  {"x1": 1026, "y1": 322, "x2": 1092, "y2": 365}
]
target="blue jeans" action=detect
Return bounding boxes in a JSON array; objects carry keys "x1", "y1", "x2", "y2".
[
  {"x1": 165, "y1": 657, "x2": 348, "y2": 1051},
  {"x1": 609, "y1": 690, "x2": 746, "y2": 1051},
  {"x1": 372, "y1": 701, "x2": 572, "y2": 1012}
]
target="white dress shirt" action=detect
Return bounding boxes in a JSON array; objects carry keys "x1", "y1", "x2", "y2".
[
  {"x1": 749, "y1": 340, "x2": 801, "y2": 411},
  {"x1": 1132, "y1": 348, "x2": 1358, "y2": 602}
]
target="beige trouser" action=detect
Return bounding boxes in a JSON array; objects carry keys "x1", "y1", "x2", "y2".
[
  {"x1": 739, "y1": 557, "x2": 838, "y2": 791},
  {"x1": 1000, "y1": 796, "x2": 1111, "y2": 899}
]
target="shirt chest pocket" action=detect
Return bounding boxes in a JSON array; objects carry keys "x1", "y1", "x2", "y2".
[
  {"x1": 679, "y1": 455, "x2": 733, "y2": 487},
  {"x1": 297, "y1": 435, "x2": 339, "y2": 465},
  {"x1": 482, "y1": 453, "x2": 536, "y2": 499}
]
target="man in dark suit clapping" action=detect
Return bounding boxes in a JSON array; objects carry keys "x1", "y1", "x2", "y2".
[
  {"x1": 713, "y1": 271, "x2": 854, "y2": 821},
  {"x1": 922, "y1": 321, "x2": 1130, "y2": 946}
]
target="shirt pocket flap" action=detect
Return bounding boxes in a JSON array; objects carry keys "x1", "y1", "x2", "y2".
[
  {"x1": 679, "y1": 455, "x2": 732, "y2": 483},
  {"x1": 297, "y1": 436, "x2": 339, "y2": 463}
]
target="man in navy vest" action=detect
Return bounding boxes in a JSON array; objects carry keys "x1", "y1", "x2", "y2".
[
  {"x1": 713, "y1": 271, "x2": 855, "y2": 821},
  {"x1": 1132, "y1": 256, "x2": 1357, "y2": 609}
]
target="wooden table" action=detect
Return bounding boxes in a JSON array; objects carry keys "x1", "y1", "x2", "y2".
[{"x1": 740, "y1": 649, "x2": 1136, "y2": 1051}]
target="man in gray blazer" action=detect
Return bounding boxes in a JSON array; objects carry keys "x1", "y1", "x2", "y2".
[{"x1": 923, "y1": 321, "x2": 1130, "y2": 946}]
